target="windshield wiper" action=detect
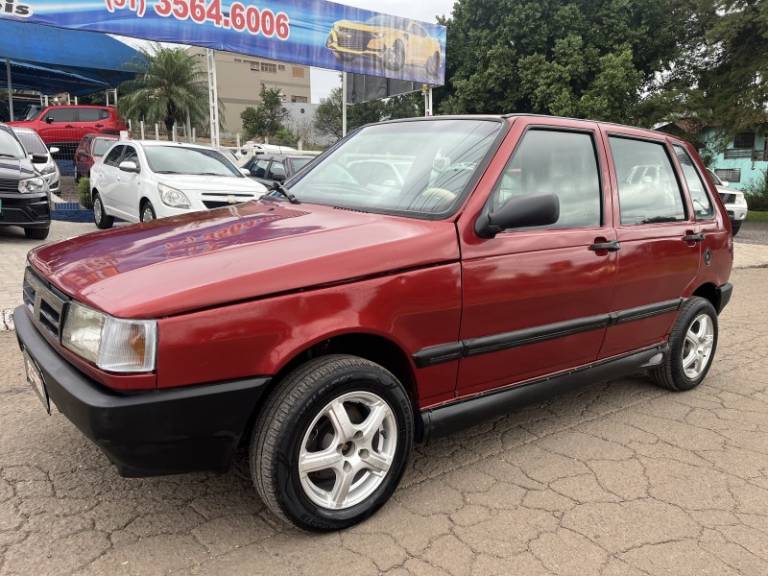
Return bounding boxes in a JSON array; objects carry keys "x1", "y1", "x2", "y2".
[
  {"x1": 268, "y1": 181, "x2": 300, "y2": 204},
  {"x1": 154, "y1": 170, "x2": 182, "y2": 174}
]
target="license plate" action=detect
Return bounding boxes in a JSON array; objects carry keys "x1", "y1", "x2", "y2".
[{"x1": 23, "y1": 349, "x2": 50, "y2": 414}]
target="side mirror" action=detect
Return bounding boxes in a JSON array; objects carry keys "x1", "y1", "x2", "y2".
[
  {"x1": 239, "y1": 168, "x2": 251, "y2": 177},
  {"x1": 45, "y1": 116, "x2": 54, "y2": 124},
  {"x1": 30, "y1": 154, "x2": 48, "y2": 164},
  {"x1": 273, "y1": 173, "x2": 286, "y2": 183},
  {"x1": 476, "y1": 193, "x2": 560, "y2": 238},
  {"x1": 49, "y1": 146, "x2": 60, "y2": 154},
  {"x1": 118, "y1": 160, "x2": 140, "y2": 173}
]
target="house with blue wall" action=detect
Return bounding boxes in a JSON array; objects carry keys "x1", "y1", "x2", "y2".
[{"x1": 700, "y1": 127, "x2": 767, "y2": 191}]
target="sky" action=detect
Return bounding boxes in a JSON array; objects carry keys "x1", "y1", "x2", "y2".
[{"x1": 310, "y1": 0, "x2": 455, "y2": 102}]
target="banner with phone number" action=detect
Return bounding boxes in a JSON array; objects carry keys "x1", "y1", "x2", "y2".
[{"x1": 1, "y1": 0, "x2": 446, "y2": 85}]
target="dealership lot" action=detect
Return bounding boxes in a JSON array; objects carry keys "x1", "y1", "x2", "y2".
[{"x1": 0, "y1": 265, "x2": 767, "y2": 575}]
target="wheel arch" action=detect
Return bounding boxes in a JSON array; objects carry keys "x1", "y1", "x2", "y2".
[
  {"x1": 692, "y1": 282, "x2": 721, "y2": 313},
  {"x1": 246, "y1": 330, "x2": 424, "y2": 444}
]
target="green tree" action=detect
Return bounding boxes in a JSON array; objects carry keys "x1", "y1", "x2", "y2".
[
  {"x1": 117, "y1": 47, "x2": 208, "y2": 139},
  {"x1": 241, "y1": 86, "x2": 288, "y2": 141},
  {"x1": 314, "y1": 87, "x2": 424, "y2": 141},
  {"x1": 437, "y1": 0, "x2": 689, "y2": 124}
]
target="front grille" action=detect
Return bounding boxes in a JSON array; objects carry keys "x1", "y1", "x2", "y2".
[
  {"x1": 337, "y1": 29, "x2": 373, "y2": 50},
  {"x1": 0, "y1": 196, "x2": 50, "y2": 224},
  {"x1": 23, "y1": 268, "x2": 68, "y2": 339},
  {"x1": 0, "y1": 178, "x2": 18, "y2": 192},
  {"x1": 719, "y1": 193, "x2": 736, "y2": 204}
]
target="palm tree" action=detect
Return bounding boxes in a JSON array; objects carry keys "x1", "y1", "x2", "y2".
[{"x1": 118, "y1": 47, "x2": 209, "y2": 139}]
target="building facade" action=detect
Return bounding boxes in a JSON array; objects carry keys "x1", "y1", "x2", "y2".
[
  {"x1": 187, "y1": 48, "x2": 311, "y2": 137},
  {"x1": 702, "y1": 127, "x2": 767, "y2": 191}
]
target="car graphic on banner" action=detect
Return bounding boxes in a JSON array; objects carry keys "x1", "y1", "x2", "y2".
[
  {"x1": 327, "y1": 16, "x2": 442, "y2": 78},
  {"x1": 0, "y1": 0, "x2": 446, "y2": 85}
]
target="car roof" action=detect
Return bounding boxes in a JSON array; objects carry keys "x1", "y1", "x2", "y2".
[
  {"x1": 44, "y1": 104, "x2": 112, "y2": 109},
  {"x1": 131, "y1": 140, "x2": 224, "y2": 151}
]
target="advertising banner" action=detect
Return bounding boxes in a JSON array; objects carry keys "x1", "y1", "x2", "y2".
[
  {"x1": 346, "y1": 73, "x2": 420, "y2": 105},
  {"x1": 1, "y1": 0, "x2": 446, "y2": 85}
]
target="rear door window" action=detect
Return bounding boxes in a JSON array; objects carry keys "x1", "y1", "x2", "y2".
[
  {"x1": 77, "y1": 108, "x2": 102, "y2": 122},
  {"x1": 673, "y1": 145, "x2": 714, "y2": 219},
  {"x1": 268, "y1": 161, "x2": 286, "y2": 180},
  {"x1": 121, "y1": 145, "x2": 140, "y2": 169},
  {"x1": 609, "y1": 137, "x2": 686, "y2": 225}
]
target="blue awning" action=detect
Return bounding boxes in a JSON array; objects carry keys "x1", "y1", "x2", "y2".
[{"x1": 0, "y1": 20, "x2": 145, "y2": 95}]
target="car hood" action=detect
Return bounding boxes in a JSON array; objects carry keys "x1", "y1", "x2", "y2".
[
  {"x1": 28, "y1": 201, "x2": 459, "y2": 318},
  {"x1": 0, "y1": 158, "x2": 36, "y2": 180},
  {"x1": 158, "y1": 174, "x2": 267, "y2": 194}
]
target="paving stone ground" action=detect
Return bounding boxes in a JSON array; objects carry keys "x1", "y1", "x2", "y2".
[{"x1": 0, "y1": 266, "x2": 767, "y2": 575}]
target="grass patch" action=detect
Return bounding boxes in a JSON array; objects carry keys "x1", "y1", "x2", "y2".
[{"x1": 747, "y1": 210, "x2": 768, "y2": 223}]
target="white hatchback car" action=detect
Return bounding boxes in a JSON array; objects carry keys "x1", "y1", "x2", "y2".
[
  {"x1": 90, "y1": 140, "x2": 268, "y2": 228},
  {"x1": 707, "y1": 169, "x2": 749, "y2": 235}
]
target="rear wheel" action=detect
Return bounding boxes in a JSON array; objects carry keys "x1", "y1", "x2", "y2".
[
  {"x1": 93, "y1": 193, "x2": 114, "y2": 229},
  {"x1": 250, "y1": 355, "x2": 414, "y2": 531},
  {"x1": 651, "y1": 297, "x2": 718, "y2": 391}
]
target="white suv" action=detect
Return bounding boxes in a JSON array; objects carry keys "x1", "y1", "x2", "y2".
[
  {"x1": 708, "y1": 169, "x2": 749, "y2": 235},
  {"x1": 90, "y1": 140, "x2": 267, "y2": 227}
]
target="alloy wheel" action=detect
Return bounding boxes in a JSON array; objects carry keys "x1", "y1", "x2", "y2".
[
  {"x1": 298, "y1": 391, "x2": 397, "y2": 510},
  {"x1": 681, "y1": 313, "x2": 715, "y2": 379}
]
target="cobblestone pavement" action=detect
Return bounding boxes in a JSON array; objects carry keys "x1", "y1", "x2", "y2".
[{"x1": 0, "y1": 267, "x2": 767, "y2": 575}]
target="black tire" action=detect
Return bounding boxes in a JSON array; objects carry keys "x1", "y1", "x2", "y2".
[
  {"x1": 93, "y1": 192, "x2": 114, "y2": 229},
  {"x1": 140, "y1": 200, "x2": 156, "y2": 223},
  {"x1": 250, "y1": 354, "x2": 414, "y2": 531},
  {"x1": 24, "y1": 227, "x2": 49, "y2": 240},
  {"x1": 731, "y1": 220, "x2": 742, "y2": 236},
  {"x1": 651, "y1": 296, "x2": 718, "y2": 391}
]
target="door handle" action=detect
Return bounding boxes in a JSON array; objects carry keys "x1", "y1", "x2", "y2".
[
  {"x1": 683, "y1": 233, "x2": 705, "y2": 242},
  {"x1": 95, "y1": 124, "x2": 103, "y2": 128},
  {"x1": 589, "y1": 239, "x2": 621, "y2": 252},
  {"x1": 64, "y1": 125, "x2": 74, "y2": 128}
]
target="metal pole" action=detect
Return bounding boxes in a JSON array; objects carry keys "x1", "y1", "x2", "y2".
[
  {"x1": 5, "y1": 59, "x2": 13, "y2": 121},
  {"x1": 341, "y1": 72, "x2": 348, "y2": 137},
  {"x1": 74, "y1": 96, "x2": 78, "y2": 105},
  {"x1": 172, "y1": 123, "x2": 177, "y2": 142},
  {"x1": 236, "y1": 133, "x2": 241, "y2": 149},
  {"x1": 185, "y1": 111, "x2": 192, "y2": 143},
  {"x1": 428, "y1": 87, "x2": 433, "y2": 117},
  {"x1": 155, "y1": 123, "x2": 159, "y2": 140},
  {"x1": 192, "y1": 127, "x2": 196, "y2": 143},
  {"x1": 206, "y1": 49, "x2": 220, "y2": 147},
  {"x1": 44, "y1": 95, "x2": 49, "y2": 107},
  {"x1": 140, "y1": 120, "x2": 145, "y2": 140}
]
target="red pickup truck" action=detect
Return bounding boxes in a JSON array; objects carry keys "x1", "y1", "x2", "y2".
[{"x1": 15, "y1": 115, "x2": 733, "y2": 531}]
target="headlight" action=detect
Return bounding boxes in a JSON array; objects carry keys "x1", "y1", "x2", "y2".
[
  {"x1": 62, "y1": 302, "x2": 157, "y2": 373},
  {"x1": 18, "y1": 177, "x2": 46, "y2": 194},
  {"x1": 40, "y1": 162, "x2": 57, "y2": 175},
  {"x1": 158, "y1": 183, "x2": 190, "y2": 208}
]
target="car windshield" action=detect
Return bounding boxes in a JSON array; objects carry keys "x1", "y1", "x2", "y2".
[
  {"x1": 286, "y1": 119, "x2": 502, "y2": 217},
  {"x1": 93, "y1": 138, "x2": 115, "y2": 157},
  {"x1": 12, "y1": 129, "x2": 47, "y2": 155},
  {"x1": 143, "y1": 145, "x2": 241, "y2": 176},
  {"x1": 0, "y1": 128, "x2": 26, "y2": 159}
]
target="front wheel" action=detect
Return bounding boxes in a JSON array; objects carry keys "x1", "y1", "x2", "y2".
[
  {"x1": 93, "y1": 193, "x2": 114, "y2": 229},
  {"x1": 250, "y1": 355, "x2": 414, "y2": 531},
  {"x1": 24, "y1": 227, "x2": 49, "y2": 240},
  {"x1": 651, "y1": 296, "x2": 718, "y2": 391},
  {"x1": 140, "y1": 200, "x2": 156, "y2": 223}
]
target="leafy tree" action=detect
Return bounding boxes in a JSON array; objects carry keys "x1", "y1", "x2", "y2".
[
  {"x1": 314, "y1": 87, "x2": 424, "y2": 140},
  {"x1": 241, "y1": 86, "x2": 288, "y2": 141},
  {"x1": 437, "y1": 0, "x2": 689, "y2": 124},
  {"x1": 118, "y1": 47, "x2": 208, "y2": 139}
]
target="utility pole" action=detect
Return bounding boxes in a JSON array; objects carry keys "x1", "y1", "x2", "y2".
[
  {"x1": 206, "y1": 49, "x2": 220, "y2": 147},
  {"x1": 5, "y1": 59, "x2": 13, "y2": 121},
  {"x1": 342, "y1": 72, "x2": 348, "y2": 137}
]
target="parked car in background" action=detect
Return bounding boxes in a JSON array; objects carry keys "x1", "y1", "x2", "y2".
[
  {"x1": 0, "y1": 123, "x2": 50, "y2": 239},
  {"x1": 8, "y1": 105, "x2": 126, "y2": 152},
  {"x1": 244, "y1": 154, "x2": 314, "y2": 186},
  {"x1": 74, "y1": 134, "x2": 118, "y2": 182},
  {"x1": 12, "y1": 127, "x2": 61, "y2": 195},
  {"x1": 15, "y1": 115, "x2": 733, "y2": 531},
  {"x1": 89, "y1": 140, "x2": 267, "y2": 227},
  {"x1": 707, "y1": 169, "x2": 748, "y2": 235}
]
